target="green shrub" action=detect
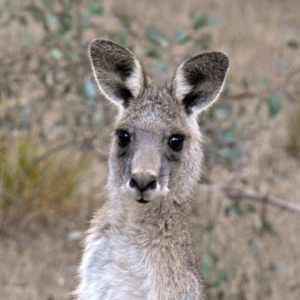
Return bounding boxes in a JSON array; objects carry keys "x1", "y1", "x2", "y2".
[
  {"x1": 287, "y1": 109, "x2": 300, "y2": 158},
  {"x1": 0, "y1": 134, "x2": 91, "y2": 230}
]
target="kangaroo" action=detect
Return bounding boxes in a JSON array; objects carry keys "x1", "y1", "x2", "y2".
[{"x1": 75, "y1": 39, "x2": 229, "y2": 300}]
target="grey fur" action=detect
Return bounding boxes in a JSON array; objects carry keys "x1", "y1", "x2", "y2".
[{"x1": 75, "y1": 39, "x2": 229, "y2": 300}]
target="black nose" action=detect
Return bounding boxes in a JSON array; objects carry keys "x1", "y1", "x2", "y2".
[{"x1": 129, "y1": 173, "x2": 157, "y2": 192}]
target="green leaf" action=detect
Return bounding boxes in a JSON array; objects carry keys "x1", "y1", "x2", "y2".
[
  {"x1": 81, "y1": 12, "x2": 92, "y2": 29},
  {"x1": 224, "y1": 203, "x2": 243, "y2": 216},
  {"x1": 215, "y1": 147, "x2": 234, "y2": 160},
  {"x1": 219, "y1": 128, "x2": 235, "y2": 145},
  {"x1": 50, "y1": 48, "x2": 63, "y2": 60},
  {"x1": 192, "y1": 33, "x2": 213, "y2": 52},
  {"x1": 173, "y1": 28, "x2": 190, "y2": 43},
  {"x1": 26, "y1": 5, "x2": 45, "y2": 23},
  {"x1": 5, "y1": 2, "x2": 15, "y2": 14},
  {"x1": 201, "y1": 257, "x2": 213, "y2": 277},
  {"x1": 216, "y1": 104, "x2": 230, "y2": 119},
  {"x1": 278, "y1": 172, "x2": 288, "y2": 180},
  {"x1": 238, "y1": 105, "x2": 246, "y2": 116},
  {"x1": 55, "y1": 11, "x2": 72, "y2": 36},
  {"x1": 278, "y1": 60, "x2": 288, "y2": 70},
  {"x1": 143, "y1": 47, "x2": 160, "y2": 58},
  {"x1": 18, "y1": 16, "x2": 27, "y2": 26},
  {"x1": 21, "y1": 34, "x2": 32, "y2": 47},
  {"x1": 117, "y1": 14, "x2": 132, "y2": 28},
  {"x1": 46, "y1": 15, "x2": 58, "y2": 26},
  {"x1": 93, "y1": 112, "x2": 106, "y2": 132},
  {"x1": 241, "y1": 77, "x2": 249, "y2": 89},
  {"x1": 43, "y1": 0, "x2": 53, "y2": 9},
  {"x1": 193, "y1": 12, "x2": 210, "y2": 29},
  {"x1": 2, "y1": 85, "x2": 14, "y2": 98},
  {"x1": 109, "y1": 30, "x2": 129, "y2": 47},
  {"x1": 18, "y1": 140, "x2": 34, "y2": 173},
  {"x1": 259, "y1": 77, "x2": 267, "y2": 86},
  {"x1": 209, "y1": 17, "x2": 222, "y2": 25},
  {"x1": 155, "y1": 59, "x2": 168, "y2": 75},
  {"x1": 89, "y1": 3, "x2": 103, "y2": 15},
  {"x1": 252, "y1": 245, "x2": 260, "y2": 257},
  {"x1": 65, "y1": 51, "x2": 80, "y2": 62},
  {"x1": 210, "y1": 269, "x2": 230, "y2": 287},
  {"x1": 145, "y1": 28, "x2": 168, "y2": 48},
  {"x1": 84, "y1": 78, "x2": 98, "y2": 99},
  {"x1": 55, "y1": 122, "x2": 65, "y2": 133},
  {"x1": 268, "y1": 93, "x2": 280, "y2": 117}
]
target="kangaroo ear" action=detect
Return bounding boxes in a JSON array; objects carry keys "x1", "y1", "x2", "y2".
[
  {"x1": 172, "y1": 52, "x2": 229, "y2": 115},
  {"x1": 89, "y1": 39, "x2": 146, "y2": 109}
]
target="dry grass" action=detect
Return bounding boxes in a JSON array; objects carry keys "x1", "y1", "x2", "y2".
[
  {"x1": 1, "y1": 0, "x2": 300, "y2": 299},
  {"x1": 0, "y1": 134, "x2": 95, "y2": 232}
]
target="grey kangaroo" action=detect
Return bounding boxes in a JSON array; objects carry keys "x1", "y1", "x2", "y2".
[{"x1": 76, "y1": 39, "x2": 229, "y2": 300}]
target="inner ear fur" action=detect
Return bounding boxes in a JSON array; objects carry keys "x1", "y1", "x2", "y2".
[
  {"x1": 172, "y1": 52, "x2": 229, "y2": 114},
  {"x1": 89, "y1": 39, "x2": 146, "y2": 108}
]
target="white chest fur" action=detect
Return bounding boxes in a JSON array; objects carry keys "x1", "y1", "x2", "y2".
[
  {"x1": 76, "y1": 219, "x2": 202, "y2": 300},
  {"x1": 77, "y1": 230, "x2": 153, "y2": 300}
]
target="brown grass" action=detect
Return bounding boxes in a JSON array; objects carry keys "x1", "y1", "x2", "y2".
[{"x1": 0, "y1": 134, "x2": 94, "y2": 232}]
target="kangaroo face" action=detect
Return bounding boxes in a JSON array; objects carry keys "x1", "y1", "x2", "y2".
[
  {"x1": 111, "y1": 90, "x2": 195, "y2": 203},
  {"x1": 89, "y1": 39, "x2": 229, "y2": 205}
]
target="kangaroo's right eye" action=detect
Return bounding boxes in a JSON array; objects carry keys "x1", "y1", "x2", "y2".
[{"x1": 116, "y1": 130, "x2": 130, "y2": 147}]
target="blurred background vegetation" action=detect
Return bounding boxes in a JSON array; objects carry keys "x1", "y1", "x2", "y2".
[{"x1": 0, "y1": 0, "x2": 300, "y2": 299}]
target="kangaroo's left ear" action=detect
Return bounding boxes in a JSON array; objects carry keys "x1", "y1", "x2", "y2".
[{"x1": 172, "y1": 52, "x2": 229, "y2": 116}]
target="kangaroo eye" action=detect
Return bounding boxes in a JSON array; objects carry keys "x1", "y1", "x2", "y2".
[
  {"x1": 116, "y1": 130, "x2": 130, "y2": 147},
  {"x1": 169, "y1": 135, "x2": 184, "y2": 151}
]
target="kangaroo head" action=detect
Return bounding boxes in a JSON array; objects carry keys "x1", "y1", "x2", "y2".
[{"x1": 89, "y1": 39, "x2": 228, "y2": 207}]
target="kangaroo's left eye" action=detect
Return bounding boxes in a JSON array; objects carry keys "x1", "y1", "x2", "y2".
[
  {"x1": 116, "y1": 130, "x2": 130, "y2": 147},
  {"x1": 169, "y1": 135, "x2": 184, "y2": 151}
]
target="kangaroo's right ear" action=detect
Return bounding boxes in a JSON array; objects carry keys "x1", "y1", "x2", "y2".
[{"x1": 89, "y1": 39, "x2": 146, "y2": 109}]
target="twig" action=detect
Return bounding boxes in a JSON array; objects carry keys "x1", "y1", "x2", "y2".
[
  {"x1": 199, "y1": 157, "x2": 300, "y2": 214},
  {"x1": 199, "y1": 183, "x2": 300, "y2": 214},
  {"x1": 225, "y1": 188, "x2": 300, "y2": 214},
  {"x1": 35, "y1": 140, "x2": 76, "y2": 165},
  {"x1": 74, "y1": 139, "x2": 108, "y2": 161},
  {"x1": 35, "y1": 138, "x2": 108, "y2": 166}
]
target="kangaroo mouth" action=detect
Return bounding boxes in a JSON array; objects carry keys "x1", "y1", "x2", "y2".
[{"x1": 137, "y1": 198, "x2": 149, "y2": 204}]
